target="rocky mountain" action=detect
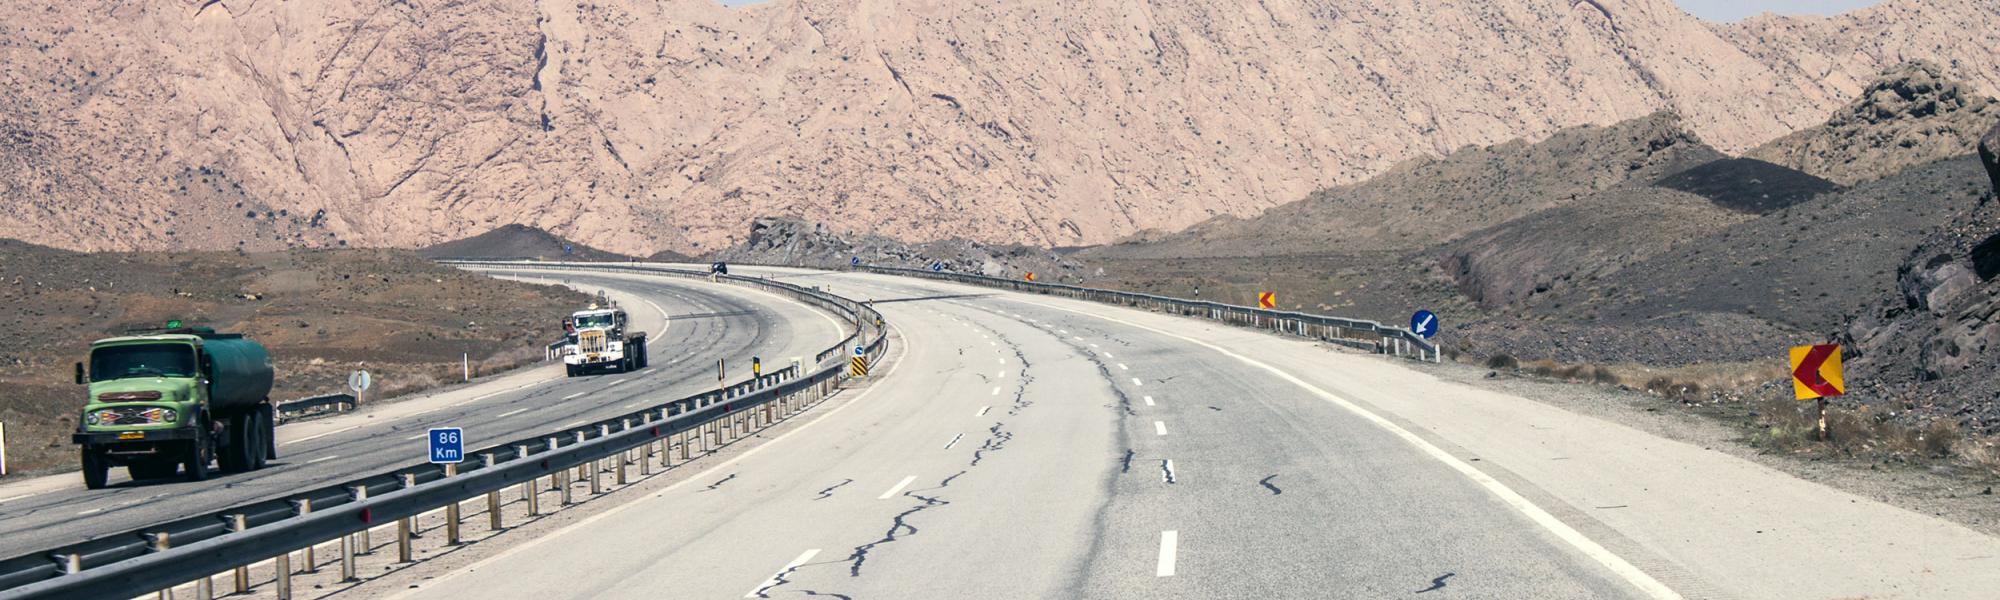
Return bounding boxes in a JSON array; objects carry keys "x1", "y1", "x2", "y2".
[
  {"x1": 2, "y1": 0, "x2": 1996, "y2": 255},
  {"x1": 1839, "y1": 122, "x2": 2000, "y2": 435},
  {"x1": 418, "y1": 224, "x2": 636, "y2": 261},
  {"x1": 1748, "y1": 62, "x2": 1998, "y2": 186}
]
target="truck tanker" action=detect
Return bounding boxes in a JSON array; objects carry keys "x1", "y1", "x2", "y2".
[{"x1": 71, "y1": 325, "x2": 277, "y2": 488}]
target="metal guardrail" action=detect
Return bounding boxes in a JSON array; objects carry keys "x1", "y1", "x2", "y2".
[
  {"x1": 0, "y1": 261, "x2": 887, "y2": 599},
  {"x1": 273, "y1": 394, "x2": 355, "y2": 423},
  {"x1": 853, "y1": 265, "x2": 1441, "y2": 362}
]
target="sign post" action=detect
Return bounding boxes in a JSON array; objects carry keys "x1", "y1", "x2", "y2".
[
  {"x1": 1790, "y1": 344, "x2": 1845, "y2": 441},
  {"x1": 348, "y1": 370, "x2": 372, "y2": 406},
  {"x1": 427, "y1": 428, "x2": 464, "y2": 464}
]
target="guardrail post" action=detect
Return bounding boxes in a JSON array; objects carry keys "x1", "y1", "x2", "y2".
[
  {"x1": 275, "y1": 542, "x2": 292, "y2": 600},
  {"x1": 195, "y1": 566, "x2": 213, "y2": 600},
  {"x1": 444, "y1": 463, "x2": 461, "y2": 545},
  {"x1": 295, "y1": 498, "x2": 317, "y2": 573},
  {"x1": 147, "y1": 532, "x2": 169, "y2": 600},
  {"x1": 340, "y1": 508, "x2": 358, "y2": 581},
  {"x1": 230, "y1": 514, "x2": 250, "y2": 592},
  {"x1": 484, "y1": 453, "x2": 503, "y2": 531},
  {"x1": 553, "y1": 437, "x2": 573, "y2": 505},
  {"x1": 517, "y1": 444, "x2": 539, "y2": 516},
  {"x1": 350, "y1": 486, "x2": 371, "y2": 554},
  {"x1": 584, "y1": 429, "x2": 603, "y2": 495},
  {"x1": 396, "y1": 474, "x2": 415, "y2": 563}
]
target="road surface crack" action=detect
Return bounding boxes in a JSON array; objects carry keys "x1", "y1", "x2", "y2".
[
  {"x1": 970, "y1": 422, "x2": 1012, "y2": 467},
  {"x1": 842, "y1": 470, "x2": 965, "y2": 577},
  {"x1": 1415, "y1": 572, "x2": 1454, "y2": 593},
  {"x1": 1160, "y1": 460, "x2": 1176, "y2": 484},
  {"x1": 1120, "y1": 448, "x2": 1135, "y2": 473},
  {"x1": 813, "y1": 479, "x2": 854, "y2": 500},
  {"x1": 700, "y1": 473, "x2": 736, "y2": 492},
  {"x1": 1259, "y1": 475, "x2": 1282, "y2": 495}
]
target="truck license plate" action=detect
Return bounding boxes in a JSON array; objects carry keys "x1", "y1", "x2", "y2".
[{"x1": 118, "y1": 432, "x2": 144, "y2": 440}]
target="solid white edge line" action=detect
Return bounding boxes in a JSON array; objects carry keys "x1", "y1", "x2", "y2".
[
  {"x1": 746, "y1": 548, "x2": 821, "y2": 598},
  {"x1": 878, "y1": 475, "x2": 917, "y2": 500},
  {"x1": 1157, "y1": 531, "x2": 1178, "y2": 577},
  {"x1": 382, "y1": 319, "x2": 914, "y2": 600},
  {"x1": 1015, "y1": 297, "x2": 1684, "y2": 600}
]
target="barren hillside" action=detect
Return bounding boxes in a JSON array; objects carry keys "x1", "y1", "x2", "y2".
[{"x1": 1, "y1": 0, "x2": 1995, "y2": 255}]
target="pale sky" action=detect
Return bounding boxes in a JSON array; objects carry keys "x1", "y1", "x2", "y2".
[
  {"x1": 721, "y1": 0, "x2": 1884, "y2": 22},
  {"x1": 1674, "y1": 0, "x2": 1881, "y2": 21}
]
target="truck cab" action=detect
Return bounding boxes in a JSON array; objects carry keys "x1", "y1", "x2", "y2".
[{"x1": 560, "y1": 305, "x2": 649, "y2": 377}]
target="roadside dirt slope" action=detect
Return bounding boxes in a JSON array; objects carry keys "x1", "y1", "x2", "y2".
[
  {"x1": 1, "y1": 0, "x2": 1995, "y2": 255},
  {"x1": 419, "y1": 225, "x2": 635, "y2": 261}
]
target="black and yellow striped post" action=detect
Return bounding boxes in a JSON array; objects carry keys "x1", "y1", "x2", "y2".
[{"x1": 850, "y1": 355, "x2": 869, "y2": 377}]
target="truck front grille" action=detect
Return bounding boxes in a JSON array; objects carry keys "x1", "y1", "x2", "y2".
[
  {"x1": 99, "y1": 407, "x2": 169, "y2": 425},
  {"x1": 579, "y1": 331, "x2": 608, "y2": 354}
]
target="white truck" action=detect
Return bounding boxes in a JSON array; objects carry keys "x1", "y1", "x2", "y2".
[{"x1": 560, "y1": 303, "x2": 649, "y2": 377}]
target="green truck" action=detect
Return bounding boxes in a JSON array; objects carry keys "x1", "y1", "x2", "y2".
[{"x1": 71, "y1": 325, "x2": 277, "y2": 489}]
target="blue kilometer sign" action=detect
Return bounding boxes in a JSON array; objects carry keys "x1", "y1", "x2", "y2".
[
  {"x1": 428, "y1": 427, "x2": 464, "y2": 464},
  {"x1": 1410, "y1": 310, "x2": 1440, "y2": 339}
]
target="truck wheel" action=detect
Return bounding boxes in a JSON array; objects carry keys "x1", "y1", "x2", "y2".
[
  {"x1": 81, "y1": 449, "x2": 109, "y2": 490},
  {"x1": 260, "y1": 405, "x2": 277, "y2": 466},
  {"x1": 219, "y1": 413, "x2": 249, "y2": 473},
  {"x1": 247, "y1": 408, "x2": 270, "y2": 470},
  {"x1": 636, "y1": 343, "x2": 648, "y2": 368},
  {"x1": 183, "y1": 440, "x2": 211, "y2": 482}
]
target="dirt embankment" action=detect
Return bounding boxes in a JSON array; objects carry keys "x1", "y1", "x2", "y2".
[{"x1": 0, "y1": 241, "x2": 587, "y2": 475}]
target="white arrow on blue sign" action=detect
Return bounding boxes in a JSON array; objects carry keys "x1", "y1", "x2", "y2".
[
  {"x1": 1410, "y1": 310, "x2": 1440, "y2": 339},
  {"x1": 931, "y1": 262, "x2": 943, "y2": 272},
  {"x1": 850, "y1": 256, "x2": 861, "y2": 266},
  {"x1": 854, "y1": 345, "x2": 867, "y2": 357},
  {"x1": 428, "y1": 427, "x2": 464, "y2": 464}
]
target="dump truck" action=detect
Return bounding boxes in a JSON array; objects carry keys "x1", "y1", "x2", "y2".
[
  {"x1": 71, "y1": 325, "x2": 276, "y2": 488},
  {"x1": 560, "y1": 303, "x2": 648, "y2": 377}
]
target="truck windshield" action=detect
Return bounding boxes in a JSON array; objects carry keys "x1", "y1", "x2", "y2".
[
  {"x1": 574, "y1": 314, "x2": 614, "y2": 328},
  {"x1": 90, "y1": 344, "x2": 198, "y2": 382}
]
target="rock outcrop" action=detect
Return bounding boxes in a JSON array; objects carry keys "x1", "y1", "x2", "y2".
[
  {"x1": 1749, "y1": 62, "x2": 1998, "y2": 186},
  {"x1": 0, "y1": 0, "x2": 1996, "y2": 255},
  {"x1": 1981, "y1": 120, "x2": 2000, "y2": 194}
]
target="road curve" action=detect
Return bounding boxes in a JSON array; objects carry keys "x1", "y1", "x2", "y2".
[
  {"x1": 0, "y1": 267, "x2": 843, "y2": 558},
  {"x1": 390, "y1": 265, "x2": 2000, "y2": 600}
]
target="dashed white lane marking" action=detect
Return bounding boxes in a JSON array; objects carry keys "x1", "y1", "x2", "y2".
[
  {"x1": 1118, "y1": 363, "x2": 1129, "y2": 370},
  {"x1": 878, "y1": 475, "x2": 917, "y2": 499},
  {"x1": 561, "y1": 420, "x2": 587, "y2": 429},
  {"x1": 623, "y1": 401, "x2": 646, "y2": 409},
  {"x1": 992, "y1": 387, "x2": 1001, "y2": 396},
  {"x1": 306, "y1": 455, "x2": 340, "y2": 464},
  {"x1": 1104, "y1": 351, "x2": 1114, "y2": 358},
  {"x1": 1089, "y1": 343, "x2": 1099, "y2": 348},
  {"x1": 606, "y1": 379, "x2": 628, "y2": 387},
  {"x1": 944, "y1": 433, "x2": 964, "y2": 450},
  {"x1": 998, "y1": 358, "x2": 1005, "y2": 364},
  {"x1": 1154, "y1": 421, "x2": 1168, "y2": 436},
  {"x1": 1157, "y1": 531, "x2": 1178, "y2": 577},
  {"x1": 497, "y1": 407, "x2": 530, "y2": 418},
  {"x1": 976, "y1": 406, "x2": 991, "y2": 417},
  {"x1": 1059, "y1": 329, "x2": 1069, "y2": 334},
  {"x1": 77, "y1": 507, "x2": 104, "y2": 516},
  {"x1": 406, "y1": 433, "x2": 428, "y2": 441},
  {"x1": 562, "y1": 391, "x2": 587, "y2": 401},
  {"x1": 283, "y1": 425, "x2": 361, "y2": 446},
  {"x1": 746, "y1": 549, "x2": 821, "y2": 598},
  {"x1": 1132, "y1": 378, "x2": 1144, "y2": 386},
  {"x1": 1015, "y1": 298, "x2": 1684, "y2": 599},
  {"x1": 642, "y1": 368, "x2": 656, "y2": 375},
  {"x1": 1144, "y1": 395, "x2": 1156, "y2": 406},
  {"x1": 997, "y1": 370, "x2": 1007, "y2": 379},
  {"x1": 1073, "y1": 336, "x2": 1084, "y2": 341},
  {"x1": 0, "y1": 494, "x2": 38, "y2": 505}
]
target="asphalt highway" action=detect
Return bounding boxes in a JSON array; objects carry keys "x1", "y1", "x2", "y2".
[
  {"x1": 400, "y1": 268, "x2": 1677, "y2": 599},
  {"x1": 0, "y1": 267, "x2": 843, "y2": 558}
]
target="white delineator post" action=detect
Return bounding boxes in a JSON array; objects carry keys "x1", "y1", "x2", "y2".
[
  {"x1": 463, "y1": 353, "x2": 470, "y2": 381},
  {"x1": 1, "y1": 420, "x2": 7, "y2": 476}
]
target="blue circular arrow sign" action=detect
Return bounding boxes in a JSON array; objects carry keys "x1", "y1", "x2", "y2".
[
  {"x1": 930, "y1": 262, "x2": 944, "y2": 272},
  {"x1": 850, "y1": 256, "x2": 861, "y2": 266},
  {"x1": 1410, "y1": 310, "x2": 1440, "y2": 339},
  {"x1": 853, "y1": 345, "x2": 867, "y2": 357}
]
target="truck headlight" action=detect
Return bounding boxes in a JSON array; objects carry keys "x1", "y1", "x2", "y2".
[
  {"x1": 158, "y1": 409, "x2": 178, "y2": 424},
  {"x1": 85, "y1": 412, "x2": 101, "y2": 426}
]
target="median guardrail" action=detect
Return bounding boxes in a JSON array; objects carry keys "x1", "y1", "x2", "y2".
[
  {"x1": 273, "y1": 394, "x2": 356, "y2": 423},
  {"x1": 0, "y1": 261, "x2": 887, "y2": 600},
  {"x1": 849, "y1": 265, "x2": 1441, "y2": 362}
]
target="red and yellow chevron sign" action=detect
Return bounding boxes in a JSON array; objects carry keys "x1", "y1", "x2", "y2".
[
  {"x1": 1257, "y1": 292, "x2": 1276, "y2": 309},
  {"x1": 1024, "y1": 272, "x2": 1036, "y2": 282},
  {"x1": 1789, "y1": 344, "x2": 1845, "y2": 400}
]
